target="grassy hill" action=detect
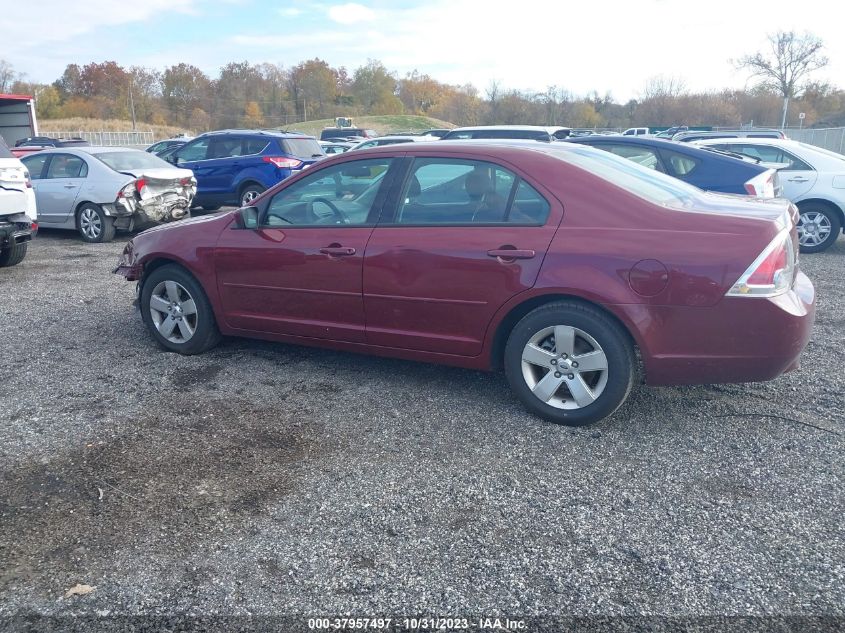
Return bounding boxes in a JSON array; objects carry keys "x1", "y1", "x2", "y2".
[{"x1": 283, "y1": 115, "x2": 455, "y2": 137}]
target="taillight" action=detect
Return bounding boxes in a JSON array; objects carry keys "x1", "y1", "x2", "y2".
[
  {"x1": 179, "y1": 177, "x2": 193, "y2": 186},
  {"x1": 726, "y1": 230, "x2": 795, "y2": 297},
  {"x1": 263, "y1": 156, "x2": 303, "y2": 169},
  {"x1": 744, "y1": 169, "x2": 776, "y2": 198},
  {"x1": 136, "y1": 177, "x2": 147, "y2": 193},
  {"x1": 24, "y1": 170, "x2": 32, "y2": 188}
]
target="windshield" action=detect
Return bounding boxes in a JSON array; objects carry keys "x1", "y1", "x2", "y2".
[
  {"x1": 549, "y1": 145, "x2": 702, "y2": 207},
  {"x1": 94, "y1": 151, "x2": 174, "y2": 172}
]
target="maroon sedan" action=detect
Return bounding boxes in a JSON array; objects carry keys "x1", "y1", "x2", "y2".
[{"x1": 115, "y1": 142, "x2": 815, "y2": 426}]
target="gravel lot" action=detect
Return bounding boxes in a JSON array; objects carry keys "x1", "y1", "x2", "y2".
[{"x1": 1, "y1": 227, "x2": 843, "y2": 629}]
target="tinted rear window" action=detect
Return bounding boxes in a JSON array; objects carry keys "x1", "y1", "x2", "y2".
[
  {"x1": 550, "y1": 145, "x2": 702, "y2": 207},
  {"x1": 445, "y1": 129, "x2": 551, "y2": 141},
  {"x1": 94, "y1": 151, "x2": 173, "y2": 171},
  {"x1": 282, "y1": 138, "x2": 324, "y2": 159},
  {"x1": 0, "y1": 138, "x2": 13, "y2": 158}
]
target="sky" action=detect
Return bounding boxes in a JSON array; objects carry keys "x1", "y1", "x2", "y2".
[{"x1": 4, "y1": 0, "x2": 845, "y2": 102}]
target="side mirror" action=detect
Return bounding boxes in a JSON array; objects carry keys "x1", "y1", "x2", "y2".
[{"x1": 239, "y1": 206, "x2": 259, "y2": 229}]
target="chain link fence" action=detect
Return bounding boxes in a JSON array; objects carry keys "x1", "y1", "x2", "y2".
[
  {"x1": 47, "y1": 130, "x2": 155, "y2": 146},
  {"x1": 784, "y1": 127, "x2": 845, "y2": 154}
]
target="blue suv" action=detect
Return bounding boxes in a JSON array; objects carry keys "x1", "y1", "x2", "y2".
[{"x1": 166, "y1": 130, "x2": 325, "y2": 210}]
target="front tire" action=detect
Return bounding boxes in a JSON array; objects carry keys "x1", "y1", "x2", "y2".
[
  {"x1": 0, "y1": 241, "x2": 27, "y2": 267},
  {"x1": 239, "y1": 183, "x2": 265, "y2": 207},
  {"x1": 140, "y1": 264, "x2": 221, "y2": 355},
  {"x1": 504, "y1": 301, "x2": 635, "y2": 426},
  {"x1": 77, "y1": 203, "x2": 116, "y2": 243},
  {"x1": 797, "y1": 203, "x2": 841, "y2": 253}
]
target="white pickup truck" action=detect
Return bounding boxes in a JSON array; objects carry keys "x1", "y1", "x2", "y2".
[{"x1": 0, "y1": 137, "x2": 37, "y2": 266}]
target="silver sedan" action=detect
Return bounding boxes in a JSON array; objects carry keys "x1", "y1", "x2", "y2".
[{"x1": 21, "y1": 147, "x2": 196, "y2": 242}]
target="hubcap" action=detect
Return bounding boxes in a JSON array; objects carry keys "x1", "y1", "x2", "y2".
[
  {"x1": 149, "y1": 280, "x2": 198, "y2": 344},
  {"x1": 80, "y1": 208, "x2": 102, "y2": 239},
  {"x1": 797, "y1": 211, "x2": 831, "y2": 247},
  {"x1": 521, "y1": 325, "x2": 609, "y2": 410},
  {"x1": 242, "y1": 189, "x2": 259, "y2": 205}
]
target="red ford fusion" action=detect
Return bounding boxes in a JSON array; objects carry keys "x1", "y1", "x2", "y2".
[{"x1": 115, "y1": 141, "x2": 815, "y2": 426}]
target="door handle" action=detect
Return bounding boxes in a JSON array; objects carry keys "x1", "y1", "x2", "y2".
[
  {"x1": 320, "y1": 246, "x2": 356, "y2": 257},
  {"x1": 63, "y1": 184, "x2": 77, "y2": 188},
  {"x1": 788, "y1": 177, "x2": 808, "y2": 182},
  {"x1": 487, "y1": 248, "x2": 536, "y2": 261}
]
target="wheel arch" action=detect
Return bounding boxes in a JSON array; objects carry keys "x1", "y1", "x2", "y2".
[
  {"x1": 487, "y1": 293, "x2": 643, "y2": 372},
  {"x1": 796, "y1": 197, "x2": 845, "y2": 230}
]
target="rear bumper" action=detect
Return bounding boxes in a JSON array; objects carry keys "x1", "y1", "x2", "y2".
[
  {"x1": 623, "y1": 271, "x2": 815, "y2": 386},
  {"x1": 0, "y1": 218, "x2": 34, "y2": 246}
]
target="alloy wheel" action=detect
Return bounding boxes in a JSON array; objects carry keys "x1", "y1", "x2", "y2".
[
  {"x1": 797, "y1": 211, "x2": 832, "y2": 248},
  {"x1": 79, "y1": 207, "x2": 102, "y2": 240},
  {"x1": 520, "y1": 325, "x2": 609, "y2": 410},
  {"x1": 148, "y1": 280, "x2": 198, "y2": 344}
]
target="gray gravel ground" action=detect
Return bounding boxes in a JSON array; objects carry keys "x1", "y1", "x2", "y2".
[{"x1": 0, "y1": 227, "x2": 843, "y2": 629}]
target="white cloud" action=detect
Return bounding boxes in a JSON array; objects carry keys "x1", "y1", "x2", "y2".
[
  {"x1": 327, "y1": 3, "x2": 376, "y2": 24},
  {"x1": 279, "y1": 7, "x2": 303, "y2": 16}
]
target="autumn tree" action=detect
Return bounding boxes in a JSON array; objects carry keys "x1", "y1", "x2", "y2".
[
  {"x1": 735, "y1": 31, "x2": 828, "y2": 127},
  {"x1": 288, "y1": 59, "x2": 339, "y2": 120},
  {"x1": 351, "y1": 60, "x2": 402, "y2": 115},
  {"x1": 161, "y1": 63, "x2": 211, "y2": 126}
]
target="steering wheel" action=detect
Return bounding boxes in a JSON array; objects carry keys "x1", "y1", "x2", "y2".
[{"x1": 306, "y1": 197, "x2": 349, "y2": 224}]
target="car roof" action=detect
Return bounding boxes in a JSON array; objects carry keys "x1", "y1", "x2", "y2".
[
  {"x1": 197, "y1": 129, "x2": 313, "y2": 139},
  {"x1": 692, "y1": 137, "x2": 797, "y2": 147},
  {"x1": 23, "y1": 146, "x2": 146, "y2": 156},
  {"x1": 448, "y1": 125, "x2": 568, "y2": 132}
]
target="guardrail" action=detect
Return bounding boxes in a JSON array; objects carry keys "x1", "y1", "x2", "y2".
[{"x1": 45, "y1": 130, "x2": 156, "y2": 146}]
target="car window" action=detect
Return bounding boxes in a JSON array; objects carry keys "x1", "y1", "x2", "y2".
[
  {"x1": 94, "y1": 151, "x2": 173, "y2": 171},
  {"x1": 208, "y1": 138, "x2": 243, "y2": 159},
  {"x1": 281, "y1": 138, "x2": 324, "y2": 160},
  {"x1": 177, "y1": 138, "x2": 210, "y2": 162},
  {"x1": 394, "y1": 158, "x2": 549, "y2": 225},
  {"x1": 663, "y1": 151, "x2": 698, "y2": 176},
  {"x1": 264, "y1": 158, "x2": 392, "y2": 227},
  {"x1": 728, "y1": 144, "x2": 812, "y2": 171},
  {"x1": 21, "y1": 153, "x2": 49, "y2": 179},
  {"x1": 45, "y1": 154, "x2": 88, "y2": 179},
  {"x1": 358, "y1": 141, "x2": 378, "y2": 149},
  {"x1": 243, "y1": 138, "x2": 269, "y2": 155},
  {"x1": 600, "y1": 144, "x2": 665, "y2": 172},
  {"x1": 147, "y1": 141, "x2": 166, "y2": 153}
]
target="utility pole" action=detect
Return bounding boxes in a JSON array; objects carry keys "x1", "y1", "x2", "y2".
[
  {"x1": 128, "y1": 78, "x2": 137, "y2": 131},
  {"x1": 780, "y1": 96, "x2": 789, "y2": 131}
]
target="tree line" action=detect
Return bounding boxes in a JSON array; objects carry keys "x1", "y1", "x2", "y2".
[{"x1": 1, "y1": 32, "x2": 842, "y2": 132}]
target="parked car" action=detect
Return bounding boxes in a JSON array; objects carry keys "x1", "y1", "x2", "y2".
[
  {"x1": 622, "y1": 127, "x2": 650, "y2": 136},
  {"x1": 320, "y1": 127, "x2": 377, "y2": 141},
  {"x1": 420, "y1": 128, "x2": 450, "y2": 138},
  {"x1": 15, "y1": 136, "x2": 90, "y2": 148},
  {"x1": 147, "y1": 136, "x2": 193, "y2": 156},
  {"x1": 693, "y1": 137, "x2": 845, "y2": 252},
  {"x1": 654, "y1": 126, "x2": 689, "y2": 139},
  {"x1": 21, "y1": 147, "x2": 196, "y2": 242},
  {"x1": 674, "y1": 129, "x2": 785, "y2": 143},
  {"x1": 348, "y1": 135, "x2": 437, "y2": 150},
  {"x1": 115, "y1": 141, "x2": 814, "y2": 426},
  {"x1": 441, "y1": 126, "x2": 557, "y2": 141},
  {"x1": 566, "y1": 136, "x2": 780, "y2": 197},
  {"x1": 164, "y1": 130, "x2": 324, "y2": 210},
  {"x1": 319, "y1": 140, "x2": 354, "y2": 155},
  {"x1": 0, "y1": 137, "x2": 37, "y2": 267}
]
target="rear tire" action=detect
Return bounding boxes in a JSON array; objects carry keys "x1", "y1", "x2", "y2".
[
  {"x1": 239, "y1": 183, "x2": 265, "y2": 207},
  {"x1": 504, "y1": 301, "x2": 635, "y2": 426},
  {"x1": 140, "y1": 264, "x2": 221, "y2": 355},
  {"x1": 77, "y1": 203, "x2": 116, "y2": 243},
  {"x1": 797, "y1": 202, "x2": 841, "y2": 253},
  {"x1": 0, "y1": 241, "x2": 27, "y2": 267}
]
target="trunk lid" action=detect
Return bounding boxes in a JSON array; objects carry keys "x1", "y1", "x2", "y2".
[{"x1": 0, "y1": 158, "x2": 29, "y2": 217}]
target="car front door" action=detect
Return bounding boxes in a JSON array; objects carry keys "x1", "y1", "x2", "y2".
[
  {"x1": 28, "y1": 153, "x2": 88, "y2": 224},
  {"x1": 362, "y1": 156, "x2": 563, "y2": 357},
  {"x1": 717, "y1": 143, "x2": 818, "y2": 198},
  {"x1": 214, "y1": 156, "x2": 397, "y2": 342},
  {"x1": 173, "y1": 138, "x2": 211, "y2": 197}
]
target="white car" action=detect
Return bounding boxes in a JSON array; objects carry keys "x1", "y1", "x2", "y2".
[
  {"x1": 0, "y1": 138, "x2": 37, "y2": 267},
  {"x1": 348, "y1": 135, "x2": 438, "y2": 151},
  {"x1": 694, "y1": 138, "x2": 845, "y2": 253}
]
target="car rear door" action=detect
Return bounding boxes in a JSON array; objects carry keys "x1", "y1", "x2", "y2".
[
  {"x1": 362, "y1": 155, "x2": 563, "y2": 357},
  {"x1": 717, "y1": 143, "x2": 818, "y2": 198},
  {"x1": 29, "y1": 153, "x2": 88, "y2": 224},
  {"x1": 173, "y1": 137, "x2": 211, "y2": 197}
]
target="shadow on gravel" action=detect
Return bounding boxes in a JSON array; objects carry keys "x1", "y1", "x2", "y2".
[{"x1": 0, "y1": 392, "x2": 331, "y2": 596}]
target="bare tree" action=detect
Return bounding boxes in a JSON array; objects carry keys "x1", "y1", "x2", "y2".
[
  {"x1": 0, "y1": 59, "x2": 21, "y2": 93},
  {"x1": 735, "y1": 31, "x2": 828, "y2": 128}
]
